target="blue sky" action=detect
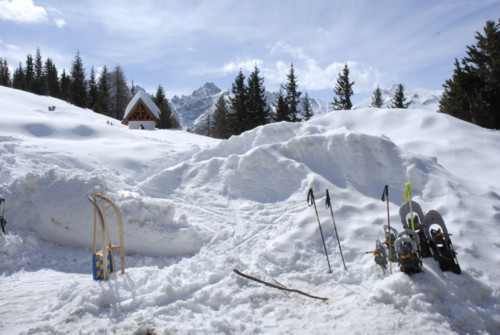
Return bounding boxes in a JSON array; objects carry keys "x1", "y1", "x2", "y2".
[{"x1": 0, "y1": 0, "x2": 498, "y2": 102}]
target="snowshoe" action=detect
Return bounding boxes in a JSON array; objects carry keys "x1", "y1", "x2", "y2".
[
  {"x1": 395, "y1": 230, "x2": 422, "y2": 275},
  {"x1": 399, "y1": 200, "x2": 425, "y2": 230},
  {"x1": 399, "y1": 201, "x2": 432, "y2": 257},
  {"x1": 383, "y1": 225, "x2": 398, "y2": 262},
  {"x1": 422, "y1": 210, "x2": 461, "y2": 274},
  {"x1": 371, "y1": 239, "x2": 388, "y2": 274}
]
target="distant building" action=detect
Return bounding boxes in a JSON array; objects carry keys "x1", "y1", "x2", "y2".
[{"x1": 122, "y1": 91, "x2": 160, "y2": 130}]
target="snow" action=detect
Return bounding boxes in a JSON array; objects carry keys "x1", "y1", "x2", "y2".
[{"x1": 0, "y1": 85, "x2": 499, "y2": 334}]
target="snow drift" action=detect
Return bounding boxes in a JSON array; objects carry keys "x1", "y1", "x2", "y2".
[{"x1": 0, "y1": 86, "x2": 499, "y2": 334}]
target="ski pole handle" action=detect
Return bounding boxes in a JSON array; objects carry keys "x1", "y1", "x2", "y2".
[
  {"x1": 325, "y1": 189, "x2": 332, "y2": 209},
  {"x1": 307, "y1": 188, "x2": 315, "y2": 207},
  {"x1": 381, "y1": 185, "x2": 388, "y2": 202}
]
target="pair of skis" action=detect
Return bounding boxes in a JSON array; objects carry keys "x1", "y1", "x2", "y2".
[{"x1": 307, "y1": 188, "x2": 347, "y2": 273}]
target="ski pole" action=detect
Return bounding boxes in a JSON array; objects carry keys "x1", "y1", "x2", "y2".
[
  {"x1": 307, "y1": 188, "x2": 332, "y2": 273},
  {"x1": 381, "y1": 185, "x2": 392, "y2": 274},
  {"x1": 325, "y1": 190, "x2": 347, "y2": 271}
]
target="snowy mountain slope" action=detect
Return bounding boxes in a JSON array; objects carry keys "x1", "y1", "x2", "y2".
[
  {"x1": 0, "y1": 86, "x2": 499, "y2": 334},
  {"x1": 353, "y1": 85, "x2": 443, "y2": 110},
  {"x1": 170, "y1": 82, "x2": 331, "y2": 133}
]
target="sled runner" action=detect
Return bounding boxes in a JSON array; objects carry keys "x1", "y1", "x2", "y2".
[
  {"x1": 88, "y1": 193, "x2": 125, "y2": 280},
  {"x1": 422, "y1": 210, "x2": 461, "y2": 274}
]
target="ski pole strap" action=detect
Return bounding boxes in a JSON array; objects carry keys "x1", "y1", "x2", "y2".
[
  {"x1": 307, "y1": 188, "x2": 315, "y2": 207},
  {"x1": 325, "y1": 189, "x2": 332, "y2": 209},
  {"x1": 381, "y1": 185, "x2": 388, "y2": 202}
]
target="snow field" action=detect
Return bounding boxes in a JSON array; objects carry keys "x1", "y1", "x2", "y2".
[{"x1": 0, "y1": 86, "x2": 499, "y2": 334}]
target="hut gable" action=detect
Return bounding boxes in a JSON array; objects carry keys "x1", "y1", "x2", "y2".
[{"x1": 122, "y1": 91, "x2": 161, "y2": 129}]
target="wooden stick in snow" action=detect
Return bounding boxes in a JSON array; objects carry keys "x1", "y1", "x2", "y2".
[{"x1": 233, "y1": 269, "x2": 328, "y2": 302}]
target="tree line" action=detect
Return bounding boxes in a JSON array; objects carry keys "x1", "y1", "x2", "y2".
[
  {"x1": 0, "y1": 48, "x2": 179, "y2": 129},
  {"x1": 2, "y1": 18, "x2": 497, "y2": 135}
]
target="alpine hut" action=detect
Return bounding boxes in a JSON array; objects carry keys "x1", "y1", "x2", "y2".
[{"x1": 122, "y1": 91, "x2": 160, "y2": 130}]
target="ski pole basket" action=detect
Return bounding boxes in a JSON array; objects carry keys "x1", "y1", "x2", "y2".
[{"x1": 88, "y1": 193, "x2": 125, "y2": 280}]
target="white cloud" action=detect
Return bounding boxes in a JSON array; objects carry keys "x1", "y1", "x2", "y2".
[
  {"x1": 0, "y1": 0, "x2": 47, "y2": 23},
  {"x1": 54, "y1": 18, "x2": 65, "y2": 28}
]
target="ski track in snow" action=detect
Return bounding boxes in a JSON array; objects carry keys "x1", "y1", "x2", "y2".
[{"x1": 0, "y1": 86, "x2": 499, "y2": 334}]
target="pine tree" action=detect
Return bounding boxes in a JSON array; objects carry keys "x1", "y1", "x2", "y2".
[
  {"x1": 24, "y1": 54, "x2": 35, "y2": 92},
  {"x1": 371, "y1": 85, "x2": 384, "y2": 108},
  {"x1": 33, "y1": 48, "x2": 44, "y2": 95},
  {"x1": 43, "y1": 58, "x2": 59, "y2": 97},
  {"x1": 69, "y1": 51, "x2": 87, "y2": 107},
  {"x1": 12, "y1": 62, "x2": 24, "y2": 90},
  {"x1": 273, "y1": 88, "x2": 290, "y2": 122},
  {"x1": 154, "y1": 85, "x2": 175, "y2": 129},
  {"x1": 332, "y1": 64, "x2": 354, "y2": 110},
  {"x1": 284, "y1": 63, "x2": 301, "y2": 121},
  {"x1": 229, "y1": 69, "x2": 247, "y2": 135},
  {"x1": 246, "y1": 65, "x2": 270, "y2": 129},
  {"x1": 87, "y1": 66, "x2": 98, "y2": 109},
  {"x1": 0, "y1": 58, "x2": 11, "y2": 87},
  {"x1": 93, "y1": 66, "x2": 110, "y2": 116},
  {"x1": 302, "y1": 92, "x2": 314, "y2": 121},
  {"x1": 109, "y1": 65, "x2": 131, "y2": 120},
  {"x1": 390, "y1": 84, "x2": 410, "y2": 108},
  {"x1": 59, "y1": 69, "x2": 71, "y2": 101},
  {"x1": 439, "y1": 19, "x2": 500, "y2": 128},
  {"x1": 213, "y1": 94, "x2": 229, "y2": 138}
]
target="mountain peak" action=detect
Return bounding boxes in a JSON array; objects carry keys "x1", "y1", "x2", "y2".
[{"x1": 192, "y1": 82, "x2": 221, "y2": 98}]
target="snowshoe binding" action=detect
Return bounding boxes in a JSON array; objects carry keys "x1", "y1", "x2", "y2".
[
  {"x1": 371, "y1": 239, "x2": 388, "y2": 274},
  {"x1": 383, "y1": 225, "x2": 398, "y2": 262},
  {"x1": 399, "y1": 201, "x2": 432, "y2": 257},
  {"x1": 422, "y1": 210, "x2": 461, "y2": 274},
  {"x1": 395, "y1": 230, "x2": 422, "y2": 275}
]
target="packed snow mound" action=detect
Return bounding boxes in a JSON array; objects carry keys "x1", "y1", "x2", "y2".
[{"x1": 1, "y1": 86, "x2": 500, "y2": 334}]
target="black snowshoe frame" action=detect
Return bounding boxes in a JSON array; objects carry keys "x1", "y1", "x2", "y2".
[
  {"x1": 422, "y1": 210, "x2": 462, "y2": 274},
  {"x1": 395, "y1": 230, "x2": 422, "y2": 275}
]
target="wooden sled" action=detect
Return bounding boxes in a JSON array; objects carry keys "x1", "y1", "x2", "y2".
[{"x1": 88, "y1": 193, "x2": 125, "y2": 280}]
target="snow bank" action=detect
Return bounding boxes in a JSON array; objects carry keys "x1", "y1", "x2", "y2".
[{"x1": 1, "y1": 86, "x2": 499, "y2": 334}]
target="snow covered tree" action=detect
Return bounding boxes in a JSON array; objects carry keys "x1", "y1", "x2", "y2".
[
  {"x1": 69, "y1": 51, "x2": 87, "y2": 108},
  {"x1": 302, "y1": 92, "x2": 314, "y2": 121},
  {"x1": 246, "y1": 65, "x2": 270, "y2": 129},
  {"x1": 213, "y1": 94, "x2": 229, "y2": 139},
  {"x1": 439, "y1": 19, "x2": 500, "y2": 129},
  {"x1": 332, "y1": 64, "x2": 354, "y2": 110},
  {"x1": 284, "y1": 63, "x2": 301, "y2": 122},
  {"x1": 371, "y1": 85, "x2": 383, "y2": 108},
  {"x1": 229, "y1": 69, "x2": 248, "y2": 135},
  {"x1": 390, "y1": 84, "x2": 410, "y2": 109}
]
